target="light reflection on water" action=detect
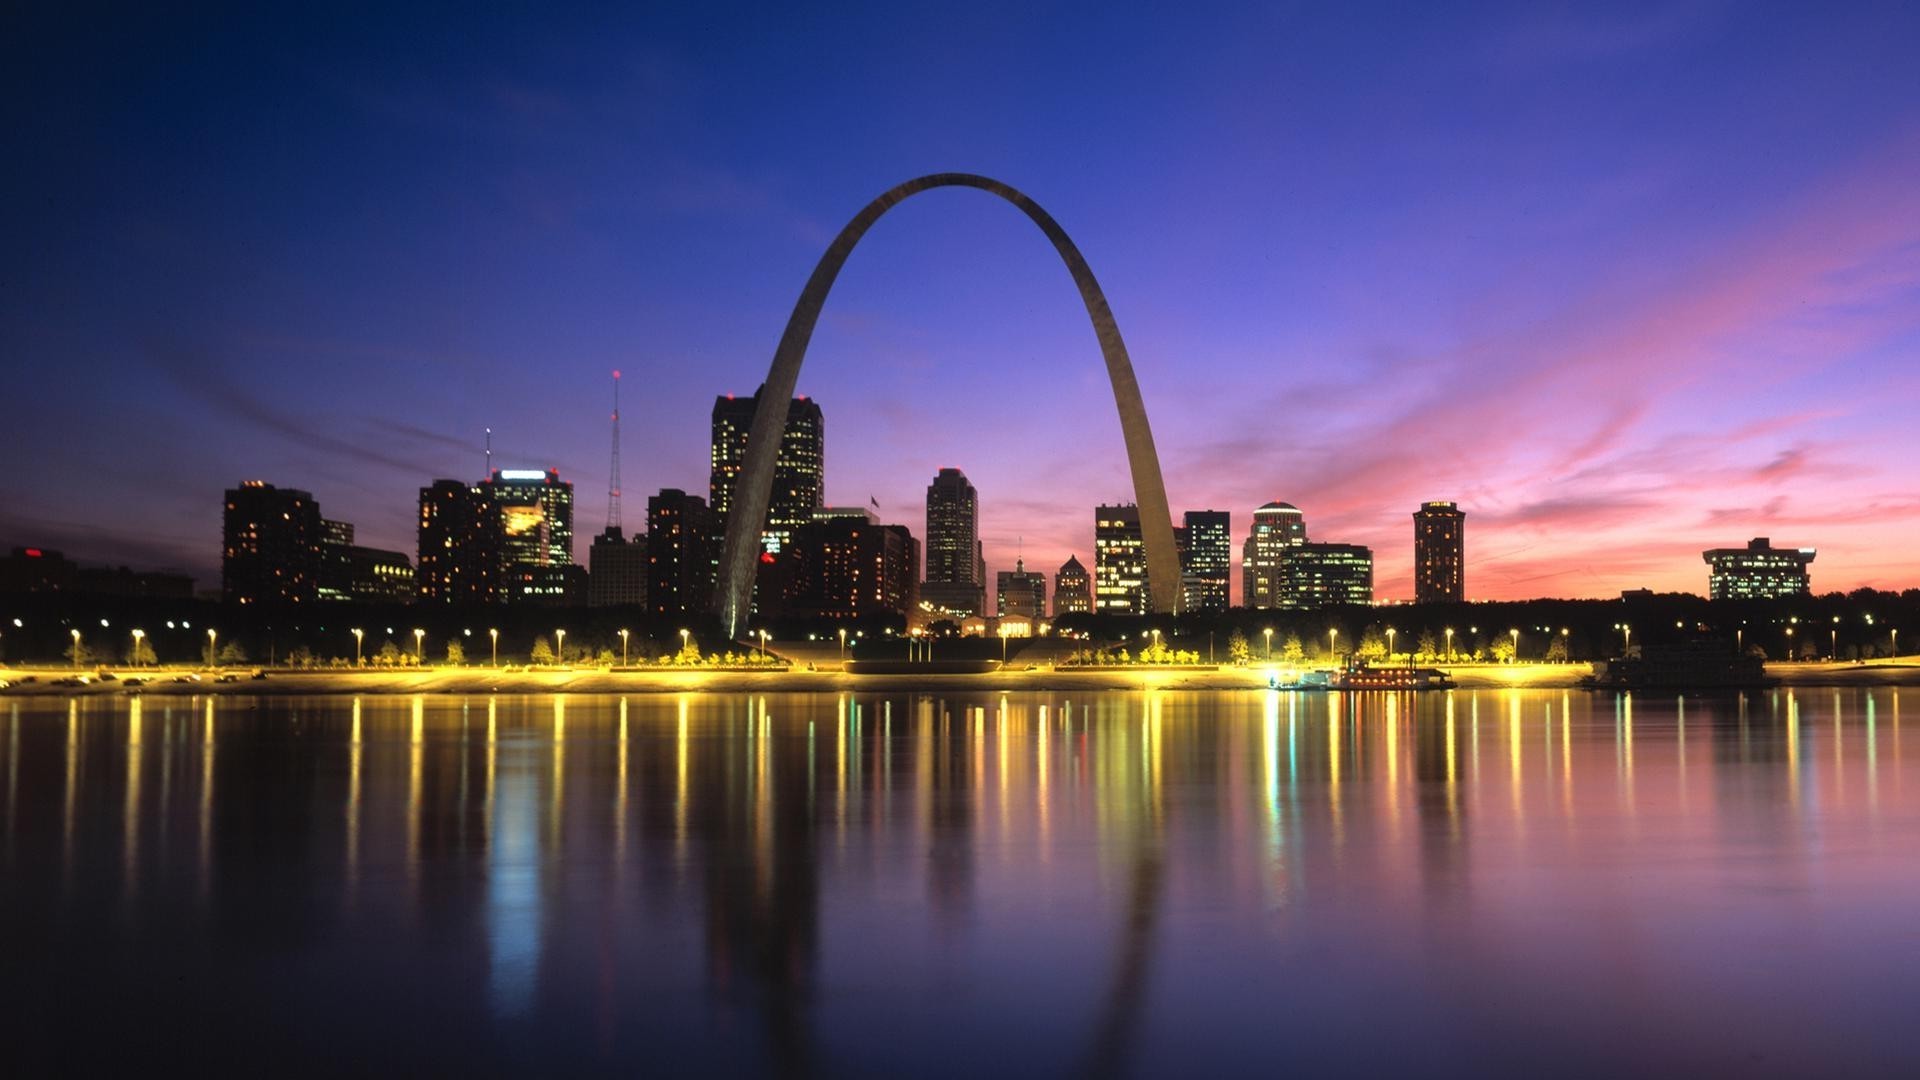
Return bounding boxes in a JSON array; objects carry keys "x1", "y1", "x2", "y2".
[{"x1": 1, "y1": 688, "x2": 1917, "y2": 1076}]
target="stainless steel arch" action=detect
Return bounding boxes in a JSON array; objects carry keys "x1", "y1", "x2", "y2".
[{"x1": 714, "y1": 173, "x2": 1181, "y2": 634}]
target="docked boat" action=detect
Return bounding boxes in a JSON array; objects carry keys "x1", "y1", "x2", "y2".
[
  {"x1": 1330, "y1": 663, "x2": 1457, "y2": 691},
  {"x1": 1581, "y1": 638, "x2": 1772, "y2": 691}
]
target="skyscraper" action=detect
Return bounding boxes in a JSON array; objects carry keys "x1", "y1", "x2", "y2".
[
  {"x1": 417, "y1": 479, "x2": 497, "y2": 603},
  {"x1": 1242, "y1": 502, "x2": 1307, "y2": 609},
  {"x1": 1703, "y1": 537, "x2": 1815, "y2": 600},
  {"x1": 764, "y1": 516, "x2": 919, "y2": 621},
  {"x1": 588, "y1": 527, "x2": 648, "y2": 608},
  {"x1": 1053, "y1": 555, "x2": 1092, "y2": 616},
  {"x1": 1095, "y1": 503, "x2": 1148, "y2": 614},
  {"x1": 996, "y1": 558, "x2": 1047, "y2": 619},
  {"x1": 647, "y1": 489, "x2": 717, "y2": 618},
  {"x1": 222, "y1": 481, "x2": 321, "y2": 606},
  {"x1": 710, "y1": 388, "x2": 825, "y2": 555},
  {"x1": 1413, "y1": 501, "x2": 1466, "y2": 603},
  {"x1": 1178, "y1": 509, "x2": 1231, "y2": 612},
  {"x1": 482, "y1": 469, "x2": 578, "y2": 604},
  {"x1": 922, "y1": 468, "x2": 985, "y2": 616}
]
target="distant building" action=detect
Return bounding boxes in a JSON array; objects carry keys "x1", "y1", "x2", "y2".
[
  {"x1": 1, "y1": 547, "x2": 192, "y2": 599},
  {"x1": 1279, "y1": 543, "x2": 1373, "y2": 608},
  {"x1": 1242, "y1": 502, "x2": 1307, "y2": 609},
  {"x1": 314, "y1": 520, "x2": 414, "y2": 604},
  {"x1": 996, "y1": 558, "x2": 1048, "y2": 620},
  {"x1": 1413, "y1": 501, "x2": 1466, "y2": 604},
  {"x1": 1178, "y1": 510, "x2": 1231, "y2": 612},
  {"x1": 922, "y1": 468, "x2": 985, "y2": 617},
  {"x1": 647, "y1": 489, "x2": 717, "y2": 618},
  {"x1": 1053, "y1": 555, "x2": 1092, "y2": 617},
  {"x1": 710, "y1": 389, "x2": 825, "y2": 555},
  {"x1": 223, "y1": 481, "x2": 321, "y2": 605},
  {"x1": 483, "y1": 468, "x2": 573, "y2": 572},
  {"x1": 587, "y1": 527, "x2": 648, "y2": 608},
  {"x1": 765, "y1": 517, "x2": 918, "y2": 621},
  {"x1": 1704, "y1": 537, "x2": 1815, "y2": 600},
  {"x1": 1095, "y1": 504, "x2": 1148, "y2": 614},
  {"x1": 417, "y1": 480, "x2": 496, "y2": 603}
]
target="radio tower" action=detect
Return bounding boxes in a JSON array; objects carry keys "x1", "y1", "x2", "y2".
[{"x1": 604, "y1": 370, "x2": 623, "y2": 537}]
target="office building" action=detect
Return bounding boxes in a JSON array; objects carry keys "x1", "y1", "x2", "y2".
[
  {"x1": 1242, "y1": 501, "x2": 1307, "y2": 609},
  {"x1": 922, "y1": 468, "x2": 985, "y2": 616},
  {"x1": 587, "y1": 527, "x2": 648, "y2": 608},
  {"x1": 1413, "y1": 501, "x2": 1466, "y2": 603},
  {"x1": 1053, "y1": 555, "x2": 1092, "y2": 616},
  {"x1": 1178, "y1": 509, "x2": 1231, "y2": 612},
  {"x1": 765, "y1": 517, "x2": 919, "y2": 621},
  {"x1": 710, "y1": 388, "x2": 825, "y2": 555},
  {"x1": 1703, "y1": 537, "x2": 1815, "y2": 600},
  {"x1": 1095, "y1": 503, "x2": 1149, "y2": 614},
  {"x1": 417, "y1": 480, "x2": 498, "y2": 603},
  {"x1": 996, "y1": 558, "x2": 1048, "y2": 620},
  {"x1": 317, "y1": 520, "x2": 414, "y2": 604},
  {"x1": 223, "y1": 481, "x2": 322, "y2": 605},
  {"x1": 1279, "y1": 543, "x2": 1373, "y2": 608},
  {"x1": 648, "y1": 489, "x2": 717, "y2": 618}
]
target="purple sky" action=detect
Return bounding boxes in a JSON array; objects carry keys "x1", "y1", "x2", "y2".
[{"x1": 4, "y1": 2, "x2": 1918, "y2": 603}]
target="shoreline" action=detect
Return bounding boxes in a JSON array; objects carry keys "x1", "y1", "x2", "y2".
[{"x1": 9, "y1": 660, "x2": 1920, "y2": 697}]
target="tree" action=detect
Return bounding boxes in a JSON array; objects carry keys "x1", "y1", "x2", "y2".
[
  {"x1": 1227, "y1": 629, "x2": 1250, "y2": 665},
  {"x1": 1415, "y1": 632, "x2": 1438, "y2": 663},
  {"x1": 1356, "y1": 632, "x2": 1387, "y2": 662},
  {"x1": 376, "y1": 640, "x2": 400, "y2": 666},
  {"x1": 1280, "y1": 634, "x2": 1305, "y2": 664},
  {"x1": 287, "y1": 645, "x2": 314, "y2": 668},
  {"x1": 1545, "y1": 635, "x2": 1570, "y2": 663},
  {"x1": 128, "y1": 637, "x2": 158, "y2": 666},
  {"x1": 445, "y1": 640, "x2": 465, "y2": 666},
  {"x1": 1490, "y1": 637, "x2": 1515, "y2": 663},
  {"x1": 676, "y1": 637, "x2": 701, "y2": 664},
  {"x1": 530, "y1": 636, "x2": 555, "y2": 665},
  {"x1": 596, "y1": 647, "x2": 616, "y2": 666},
  {"x1": 218, "y1": 641, "x2": 248, "y2": 665}
]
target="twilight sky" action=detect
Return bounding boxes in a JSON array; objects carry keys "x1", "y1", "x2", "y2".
[{"x1": 4, "y1": 2, "x2": 1919, "y2": 604}]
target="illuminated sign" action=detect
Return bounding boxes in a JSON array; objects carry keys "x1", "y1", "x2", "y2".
[{"x1": 499, "y1": 470, "x2": 548, "y2": 481}]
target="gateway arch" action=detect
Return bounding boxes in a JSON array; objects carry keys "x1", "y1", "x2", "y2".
[{"x1": 714, "y1": 173, "x2": 1182, "y2": 634}]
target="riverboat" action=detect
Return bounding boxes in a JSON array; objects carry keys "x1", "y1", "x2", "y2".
[{"x1": 1330, "y1": 663, "x2": 1457, "y2": 691}]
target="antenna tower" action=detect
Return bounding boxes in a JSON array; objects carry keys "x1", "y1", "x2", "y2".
[
  {"x1": 605, "y1": 370, "x2": 623, "y2": 535},
  {"x1": 485, "y1": 427, "x2": 493, "y2": 477}
]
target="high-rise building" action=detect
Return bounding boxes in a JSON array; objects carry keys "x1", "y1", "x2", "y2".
[
  {"x1": 922, "y1": 468, "x2": 985, "y2": 617},
  {"x1": 1703, "y1": 537, "x2": 1815, "y2": 600},
  {"x1": 223, "y1": 481, "x2": 322, "y2": 605},
  {"x1": 647, "y1": 489, "x2": 717, "y2": 618},
  {"x1": 1279, "y1": 543, "x2": 1373, "y2": 608},
  {"x1": 1242, "y1": 502, "x2": 1307, "y2": 609},
  {"x1": 1053, "y1": 555, "x2": 1092, "y2": 617},
  {"x1": 417, "y1": 479, "x2": 497, "y2": 603},
  {"x1": 996, "y1": 558, "x2": 1048, "y2": 619},
  {"x1": 1095, "y1": 503, "x2": 1149, "y2": 614},
  {"x1": 764, "y1": 517, "x2": 919, "y2": 621},
  {"x1": 482, "y1": 469, "x2": 577, "y2": 605},
  {"x1": 587, "y1": 526, "x2": 648, "y2": 608},
  {"x1": 1178, "y1": 510, "x2": 1231, "y2": 612},
  {"x1": 1413, "y1": 501, "x2": 1466, "y2": 603},
  {"x1": 710, "y1": 389, "x2": 825, "y2": 555}
]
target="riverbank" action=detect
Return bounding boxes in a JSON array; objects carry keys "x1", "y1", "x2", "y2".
[{"x1": 9, "y1": 659, "x2": 1920, "y2": 697}]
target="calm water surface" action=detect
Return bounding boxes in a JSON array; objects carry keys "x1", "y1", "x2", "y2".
[{"x1": 3, "y1": 689, "x2": 1917, "y2": 1076}]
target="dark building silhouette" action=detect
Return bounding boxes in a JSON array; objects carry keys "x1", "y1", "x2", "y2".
[
  {"x1": 587, "y1": 527, "x2": 648, "y2": 608},
  {"x1": 1053, "y1": 555, "x2": 1092, "y2": 616},
  {"x1": 1704, "y1": 537, "x2": 1815, "y2": 600},
  {"x1": 710, "y1": 389, "x2": 824, "y2": 556},
  {"x1": 417, "y1": 479, "x2": 497, "y2": 603},
  {"x1": 765, "y1": 516, "x2": 918, "y2": 621},
  {"x1": 222, "y1": 481, "x2": 321, "y2": 605},
  {"x1": 922, "y1": 468, "x2": 985, "y2": 617},
  {"x1": 1413, "y1": 501, "x2": 1466, "y2": 603},
  {"x1": 316, "y1": 519, "x2": 413, "y2": 603},
  {"x1": 648, "y1": 489, "x2": 717, "y2": 618},
  {"x1": 1, "y1": 547, "x2": 193, "y2": 598}
]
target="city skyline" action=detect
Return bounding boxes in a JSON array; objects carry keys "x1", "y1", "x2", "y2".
[{"x1": 6, "y1": 4, "x2": 1920, "y2": 602}]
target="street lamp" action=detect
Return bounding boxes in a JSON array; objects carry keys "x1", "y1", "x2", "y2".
[
  {"x1": 489, "y1": 628, "x2": 498, "y2": 667},
  {"x1": 1444, "y1": 627, "x2": 1454, "y2": 663},
  {"x1": 1832, "y1": 616, "x2": 1840, "y2": 661},
  {"x1": 554, "y1": 629, "x2": 566, "y2": 665},
  {"x1": 1614, "y1": 623, "x2": 1631, "y2": 656},
  {"x1": 1785, "y1": 625, "x2": 1795, "y2": 659},
  {"x1": 131, "y1": 628, "x2": 145, "y2": 666},
  {"x1": 1893, "y1": 628, "x2": 1899, "y2": 660},
  {"x1": 759, "y1": 628, "x2": 769, "y2": 661},
  {"x1": 207, "y1": 627, "x2": 218, "y2": 668},
  {"x1": 413, "y1": 628, "x2": 425, "y2": 664},
  {"x1": 679, "y1": 628, "x2": 690, "y2": 659},
  {"x1": 1328, "y1": 627, "x2": 1339, "y2": 664},
  {"x1": 1263, "y1": 627, "x2": 1272, "y2": 661},
  {"x1": 1509, "y1": 628, "x2": 1519, "y2": 664},
  {"x1": 71, "y1": 628, "x2": 81, "y2": 670},
  {"x1": 838, "y1": 627, "x2": 847, "y2": 664},
  {"x1": 1386, "y1": 627, "x2": 1396, "y2": 665},
  {"x1": 1000, "y1": 624, "x2": 1010, "y2": 663},
  {"x1": 352, "y1": 628, "x2": 364, "y2": 666},
  {"x1": 1560, "y1": 627, "x2": 1569, "y2": 661},
  {"x1": 619, "y1": 628, "x2": 630, "y2": 667}
]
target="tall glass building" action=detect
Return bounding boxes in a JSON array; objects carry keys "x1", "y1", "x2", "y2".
[
  {"x1": 922, "y1": 468, "x2": 985, "y2": 617},
  {"x1": 710, "y1": 388, "x2": 824, "y2": 555},
  {"x1": 1095, "y1": 503, "x2": 1148, "y2": 614},
  {"x1": 1413, "y1": 501, "x2": 1466, "y2": 603}
]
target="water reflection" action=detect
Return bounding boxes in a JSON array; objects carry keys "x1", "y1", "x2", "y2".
[{"x1": 2, "y1": 689, "x2": 1918, "y2": 1075}]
